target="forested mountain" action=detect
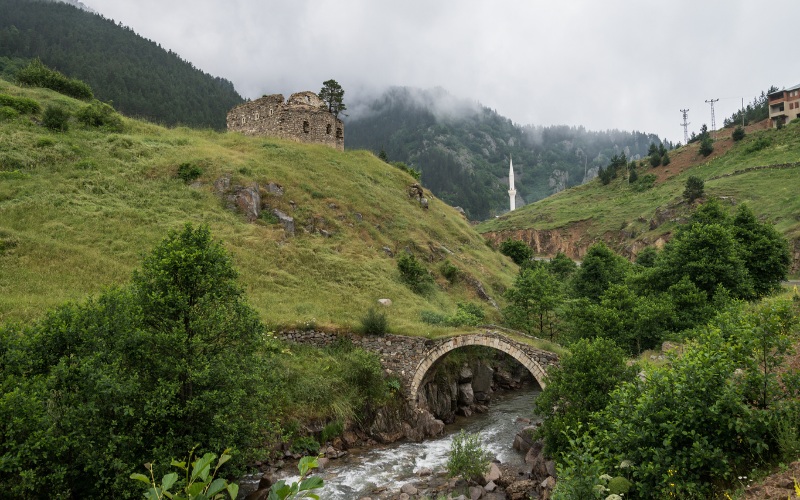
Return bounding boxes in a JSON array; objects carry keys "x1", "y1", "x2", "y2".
[
  {"x1": 346, "y1": 87, "x2": 665, "y2": 220},
  {"x1": 0, "y1": 0, "x2": 243, "y2": 128}
]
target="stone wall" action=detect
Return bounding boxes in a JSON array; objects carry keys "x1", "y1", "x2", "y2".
[
  {"x1": 279, "y1": 330, "x2": 559, "y2": 402},
  {"x1": 226, "y1": 92, "x2": 344, "y2": 151}
]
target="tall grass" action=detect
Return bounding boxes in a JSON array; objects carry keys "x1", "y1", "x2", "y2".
[{"x1": 0, "y1": 80, "x2": 517, "y2": 331}]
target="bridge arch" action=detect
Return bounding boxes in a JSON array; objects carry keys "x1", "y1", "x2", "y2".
[{"x1": 408, "y1": 333, "x2": 550, "y2": 403}]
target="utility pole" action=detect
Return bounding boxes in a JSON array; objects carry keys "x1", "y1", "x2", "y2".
[
  {"x1": 680, "y1": 109, "x2": 690, "y2": 144},
  {"x1": 742, "y1": 97, "x2": 745, "y2": 128},
  {"x1": 705, "y1": 98, "x2": 719, "y2": 139}
]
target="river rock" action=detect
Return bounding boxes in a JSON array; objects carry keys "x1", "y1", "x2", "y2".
[
  {"x1": 403, "y1": 409, "x2": 445, "y2": 442},
  {"x1": 458, "y1": 383, "x2": 475, "y2": 405},
  {"x1": 506, "y1": 480, "x2": 537, "y2": 500},
  {"x1": 513, "y1": 427, "x2": 537, "y2": 454},
  {"x1": 483, "y1": 463, "x2": 501, "y2": 484},
  {"x1": 484, "y1": 481, "x2": 497, "y2": 492},
  {"x1": 417, "y1": 467, "x2": 433, "y2": 477},
  {"x1": 342, "y1": 430, "x2": 359, "y2": 447},
  {"x1": 469, "y1": 485, "x2": 483, "y2": 499},
  {"x1": 401, "y1": 483, "x2": 418, "y2": 495}
]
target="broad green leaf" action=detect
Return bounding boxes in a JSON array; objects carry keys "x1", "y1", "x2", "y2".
[
  {"x1": 191, "y1": 453, "x2": 216, "y2": 481},
  {"x1": 297, "y1": 456, "x2": 318, "y2": 476},
  {"x1": 206, "y1": 478, "x2": 226, "y2": 497},
  {"x1": 299, "y1": 476, "x2": 323, "y2": 491},
  {"x1": 161, "y1": 472, "x2": 179, "y2": 492},
  {"x1": 171, "y1": 459, "x2": 187, "y2": 469},
  {"x1": 187, "y1": 481, "x2": 205, "y2": 496},
  {"x1": 226, "y1": 483, "x2": 239, "y2": 499},
  {"x1": 217, "y1": 453, "x2": 232, "y2": 468},
  {"x1": 131, "y1": 472, "x2": 151, "y2": 484}
]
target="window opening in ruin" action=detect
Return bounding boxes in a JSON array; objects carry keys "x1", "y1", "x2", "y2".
[
  {"x1": 303, "y1": 121, "x2": 310, "y2": 133},
  {"x1": 336, "y1": 127, "x2": 343, "y2": 139},
  {"x1": 326, "y1": 124, "x2": 332, "y2": 134}
]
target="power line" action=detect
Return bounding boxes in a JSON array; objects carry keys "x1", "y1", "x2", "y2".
[
  {"x1": 705, "y1": 98, "x2": 719, "y2": 139},
  {"x1": 679, "y1": 109, "x2": 690, "y2": 144}
]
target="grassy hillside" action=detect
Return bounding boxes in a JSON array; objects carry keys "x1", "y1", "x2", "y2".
[
  {"x1": 477, "y1": 120, "x2": 800, "y2": 273},
  {"x1": 0, "y1": 80, "x2": 518, "y2": 332}
]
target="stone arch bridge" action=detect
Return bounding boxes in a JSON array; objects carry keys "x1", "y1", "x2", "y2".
[{"x1": 280, "y1": 330, "x2": 560, "y2": 404}]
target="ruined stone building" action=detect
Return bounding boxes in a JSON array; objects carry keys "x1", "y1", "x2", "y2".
[{"x1": 226, "y1": 91, "x2": 344, "y2": 151}]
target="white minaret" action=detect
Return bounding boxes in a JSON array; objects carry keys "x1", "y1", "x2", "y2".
[{"x1": 508, "y1": 156, "x2": 516, "y2": 211}]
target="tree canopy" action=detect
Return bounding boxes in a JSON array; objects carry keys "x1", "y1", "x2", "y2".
[{"x1": 319, "y1": 79, "x2": 347, "y2": 118}]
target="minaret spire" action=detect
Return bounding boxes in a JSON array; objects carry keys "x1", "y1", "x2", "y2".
[{"x1": 508, "y1": 156, "x2": 516, "y2": 211}]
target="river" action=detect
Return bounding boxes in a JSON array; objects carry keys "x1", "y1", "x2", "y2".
[{"x1": 291, "y1": 385, "x2": 541, "y2": 499}]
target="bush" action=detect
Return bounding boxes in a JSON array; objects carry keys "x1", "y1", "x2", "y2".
[
  {"x1": 176, "y1": 162, "x2": 203, "y2": 183},
  {"x1": 732, "y1": 125, "x2": 745, "y2": 141},
  {"x1": 630, "y1": 173, "x2": 656, "y2": 192},
  {"x1": 397, "y1": 252, "x2": 434, "y2": 294},
  {"x1": 683, "y1": 176, "x2": 704, "y2": 202},
  {"x1": 534, "y1": 337, "x2": 636, "y2": 457},
  {"x1": 76, "y1": 100, "x2": 124, "y2": 131},
  {"x1": 661, "y1": 153, "x2": 670, "y2": 166},
  {"x1": 320, "y1": 420, "x2": 344, "y2": 444},
  {"x1": 290, "y1": 436, "x2": 320, "y2": 455},
  {"x1": 420, "y1": 310, "x2": 448, "y2": 325},
  {"x1": 360, "y1": 307, "x2": 388, "y2": 335},
  {"x1": 446, "y1": 430, "x2": 492, "y2": 483},
  {"x1": 0, "y1": 106, "x2": 18, "y2": 120},
  {"x1": 699, "y1": 136, "x2": 714, "y2": 156},
  {"x1": 16, "y1": 58, "x2": 93, "y2": 100},
  {"x1": 449, "y1": 302, "x2": 485, "y2": 326},
  {"x1": 391, "y1": 161, "x2": 421, "y2": 181},
  {"x1": 440, "y1": 259, "x2": 461, "y2": 283},
  {"x1": 499, "y1": 239, "x2": 532, "y2": 266},
  {"x1": 42, "y1": 104, "x2": 70, "y2": 131},
  {"x1": 745, "y1": 135, "x2": 771, "y2": 153},
  {"x1": 0, "y1": 93, "x2": 41, "y2": 114}
]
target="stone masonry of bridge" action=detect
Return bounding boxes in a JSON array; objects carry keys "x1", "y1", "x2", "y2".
[{"x1": 279, "y1": 330, "x2": 560, "y2": 404}]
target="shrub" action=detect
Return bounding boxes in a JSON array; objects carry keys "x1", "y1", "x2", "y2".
[
  {"x1": 176, "y1": 162, "x2": 203, "y2": 183},
  {"x1": 397, "y1": 252, "x2": 433, "y2": 294},
  {"x1": 360, "y1": 307, "x2": 388, "y2": 335},
  {"x1": 699, "y1": 136, "x2": 714, "y2": 156},
  {"x1": 391, "y1": 161, "x2": 421, "y2": 180},
  {"x1": 320, "y1": 420, "x2": 344, "y2": 444},
  {"x1": 649, "y1": 152, "x2": 661, "y2": 167},
  {"x1": 420, "y1": 310, "x2": 448, "y2": 325},
  {"x1": 630, "y1": 173, "x2": 656, "y2": 192},
  {"x1": 446, "y1": 430, "x2": 492, "y2": 483},
  {"x1": 449, "y1": 302, "x2": 485, "y2": 326},
  {"x1": 745, "y1": 135, "x2": 771, "y2": 153},
  {"x1": 76, "y1": 100, "x2": 124, "y2": 131},
  {"x1": 732, "y1": 125, "x2": 745, "y2": 141},
  {"x1": 683, "y1": 176, "x2": 704, "y2": 202},
  {"x1": 290, "y1": 436, "x2": 321, "y2": 455},
  {"x1": 440, "y1": 259, "x2": 461, "y2": 283},
  {"x1": 42, "y1": 104, "x2": 70, "y2": 131},
  {"x1": 0, "y1": 93, "x2": 41, "y2": 114},
  {"x1": 661, "y1": 153, "x2": 670, "y2": 166},
  {"x1": 16, "y1": 58, "x2": 93, "y2": 100},
  {"x1": 131, "y1": 448, "x2": 239, "y2": 500},
  {"x1": 499, "y1": 239, "x2": 532, "y2": 266},
  {"x1": 627, "y1": 167, "x2": 638, "y2": 183},
  {"x1": 0, "y1": 106, "x2": 18, "y2": 120}
]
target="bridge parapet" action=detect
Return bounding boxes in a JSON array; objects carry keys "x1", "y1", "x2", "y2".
[{"x1": 279, "y1": 330, "x2": 559, "y2": 406}]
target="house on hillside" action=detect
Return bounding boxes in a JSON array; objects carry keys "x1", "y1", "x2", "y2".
[{"x1": 767, "y1": 83, "x2": 800, "y2": 128}]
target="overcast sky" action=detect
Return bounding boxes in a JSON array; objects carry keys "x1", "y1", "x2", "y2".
[{"x1": 80, "y1": 0, "x2": 799, "y2": 143}]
